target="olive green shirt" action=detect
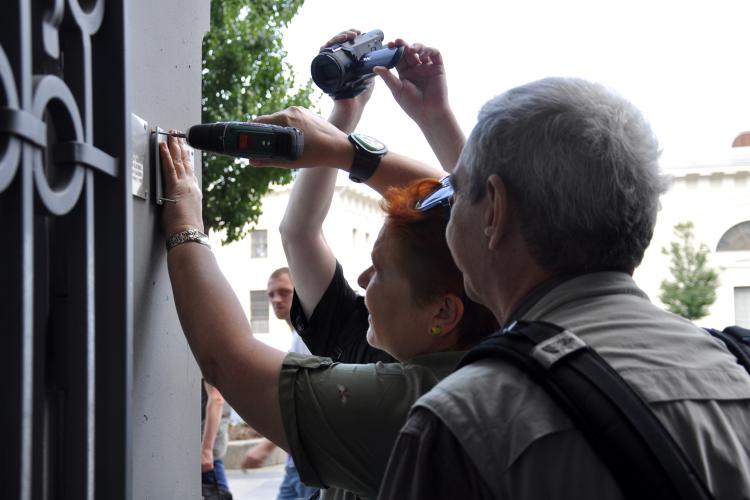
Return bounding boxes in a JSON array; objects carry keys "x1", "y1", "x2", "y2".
[{"x1": 278, "y1": 350, "x2": 464, "y2": 499}]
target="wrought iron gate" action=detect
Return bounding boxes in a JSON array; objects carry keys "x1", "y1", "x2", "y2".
[{"x1": 0, "y1": 1, "x2": 131, "y2": 499}]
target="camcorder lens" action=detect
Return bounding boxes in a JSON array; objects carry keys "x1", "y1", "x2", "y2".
[
  {"x1": 311, "y1": 54, "x2": 344, "y2": 93},
  {"x1": 310, "y1": 30, "x2": 402, "y2": 98}
]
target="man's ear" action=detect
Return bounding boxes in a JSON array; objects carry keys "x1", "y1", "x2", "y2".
[
  {"x1": 483, "y1": 174, "x2": 511, "y2": 251},
  {"x1": 430, "y1": 293, "x2": 464, "y2": 338}
]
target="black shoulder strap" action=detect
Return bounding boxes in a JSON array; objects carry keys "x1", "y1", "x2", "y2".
[
  {"x1": 459, "y1": 321, "x2": 714, "y2": 500},
  {"x1": 704, "y1": 326, "x2": 750, "y2": 374}
]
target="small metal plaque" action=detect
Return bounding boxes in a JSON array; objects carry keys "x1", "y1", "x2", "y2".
[
  {"x1": 150, "y1": 127, "x2": 195, "y2": 205},
  {"x1": 131, "y1": 113, "x2": 149, "y2": 200},
  {"x1": 151, "y1": 126, "x2": 165, "y2": 205}
]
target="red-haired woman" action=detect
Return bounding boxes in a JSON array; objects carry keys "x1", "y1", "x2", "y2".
[
  {"x1": 162, "y1": 32, "x2": 484, "y2": 499},
  {"x1": 161, "y1": 139, "x2": 496, "y2": 499}
]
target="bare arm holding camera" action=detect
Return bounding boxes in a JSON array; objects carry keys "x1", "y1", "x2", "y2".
[
  {"x1": 310, "y1": 29, "x2": 463, "y2": 171},
  {"x1": 374, "y1": 39, "x2": 465, "y2": 171},
  {"x1": 280, "y1": 30, "x2": 375, "y2": 318},
  {"x1": 257, "y1": 29, "x2": 445, "y2": 190}
]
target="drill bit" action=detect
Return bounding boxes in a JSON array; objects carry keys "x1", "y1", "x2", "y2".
[{"x1": 154, "y1": 130, "x2": 187, "y2": 138}]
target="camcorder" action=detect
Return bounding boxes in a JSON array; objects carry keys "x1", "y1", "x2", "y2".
[{"x1": 311, "y1": 30, "x2": 404, "y2": 99}]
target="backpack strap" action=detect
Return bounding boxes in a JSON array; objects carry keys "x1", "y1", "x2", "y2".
[
  {"x1": 704, "y1": 326, "x2": 750, "y2": 374},
  {"x1": 459, "y1": 320, "x2": 714, "y2": 500}
]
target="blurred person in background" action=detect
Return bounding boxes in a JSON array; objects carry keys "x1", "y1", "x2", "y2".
[{"x1": 241, "y1": 267, "x2": 318, "y2": 500}]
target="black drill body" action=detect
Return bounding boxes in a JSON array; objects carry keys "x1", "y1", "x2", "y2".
[{"x1": 183, "y1": 122, "x2": 304, "y2": 160}]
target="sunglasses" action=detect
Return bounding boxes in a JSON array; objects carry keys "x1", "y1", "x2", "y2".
[{"x1": 415, "y1": 175, "x2": 454, "y2": 214}]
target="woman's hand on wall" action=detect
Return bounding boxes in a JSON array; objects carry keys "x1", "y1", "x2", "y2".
[{"x1": 159, "y1": 131, "x2": 204, "y2": 237}]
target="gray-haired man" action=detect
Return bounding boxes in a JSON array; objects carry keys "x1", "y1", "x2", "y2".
[
  {"x1": 252, "y1": 76, "x2": 750, "y2": 498},
  {"x1": 377, "y1": 78, "x2": 750, "y2": 499}
]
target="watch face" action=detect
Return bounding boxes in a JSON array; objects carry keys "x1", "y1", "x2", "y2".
[{"x1": 353, "y1": 133, "x2": 386, "y2": 153}]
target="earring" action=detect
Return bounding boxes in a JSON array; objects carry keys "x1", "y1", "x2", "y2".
[{"x1": 430, "y1": 326, "x2": 442, "y2": 336}]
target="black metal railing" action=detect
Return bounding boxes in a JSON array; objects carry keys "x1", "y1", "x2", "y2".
[{"x1": 0, "y1": 1, "x2": 130, "y2": 499}]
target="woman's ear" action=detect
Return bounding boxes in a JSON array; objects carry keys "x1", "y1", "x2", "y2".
[{"x1": 429, "y1": 293, "x2": 464, "y2": 339}]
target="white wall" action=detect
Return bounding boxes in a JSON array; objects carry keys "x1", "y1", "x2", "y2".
[{"x1": 128, "y1": 0, "x2": 209, "y2": 497}]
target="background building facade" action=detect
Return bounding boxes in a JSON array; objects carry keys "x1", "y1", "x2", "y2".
[{"x1": 636, "y1": 144, "x2": 750, "y2": 327}]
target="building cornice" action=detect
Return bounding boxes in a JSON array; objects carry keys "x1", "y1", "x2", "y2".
[{"x1": 665, "y1": 155, "x2": 750, "y2": 179}]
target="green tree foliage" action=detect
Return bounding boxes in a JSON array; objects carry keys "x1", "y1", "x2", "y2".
[
  {"x1": 659, "y1": 221, "x2": 719, "y2": 320},
  {"x1": 202, "y1": 0, "x2": 317, "y2": 243}
]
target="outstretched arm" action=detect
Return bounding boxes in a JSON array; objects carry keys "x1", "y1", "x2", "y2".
[
  {"x1": 280, "y1": 30, "x2": 374, "y2": 318},
  {"x1": 160, "y1": 133, "x2": 289, "y2": 451},
  {"x1": 253, "y1": 107, "x2": 444, "y2": 195},
  {"x1": 374, "y1": 39, "x2": 464, "y2": 171}
]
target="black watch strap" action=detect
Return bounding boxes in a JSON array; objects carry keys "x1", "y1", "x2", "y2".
[{"x1": 348, "y1": 133, "x2": 387, "y2": 183}]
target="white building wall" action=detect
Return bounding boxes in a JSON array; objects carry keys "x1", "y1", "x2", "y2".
[
  {"x1": 635, "y1": 148, "x2": 750, "y2": 327},
  {"x1": 210, "y1": 171, "x2": 384, "y2": 351}
]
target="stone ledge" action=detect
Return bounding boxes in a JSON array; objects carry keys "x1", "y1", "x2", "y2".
[{"x1": 223, "y1": 438, "x2": 287, "y2": 470}]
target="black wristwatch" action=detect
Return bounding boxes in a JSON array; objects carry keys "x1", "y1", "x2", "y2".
[{"x1": 347, "y1": 133, "x2": 388, "y2": 183}]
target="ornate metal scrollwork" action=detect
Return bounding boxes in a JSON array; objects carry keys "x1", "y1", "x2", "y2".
[
  {"x1": 31, "y1": 74, "x2": 86, "y2": 214},
  {"x1": 1, "y1": 1, "x2": 129, "y2": 499},
  {"x1": 41, "y1": 0, "x2": 65, "y2": 58},
  {"x1": 0, "y1": 46, "x2": 22, "y2": 192},
  {"x1": 0, "y1": 0, "x2": 118, "y2": 211},
  {"x1": 67, "y1": 0, "x2": 105, "y2": 35}
]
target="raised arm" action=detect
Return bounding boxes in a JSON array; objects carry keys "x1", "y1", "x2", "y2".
[
  {"x1": 279, "y1": 30, "x2": 374, "y2": 318},
  {"x1": 160, "y1": 133, "x2": 289, "y2": 450},
  {"x1": 252, "y1": 107, "x2": 444, "y2": 195},
  {"x1": 374, "y1": 39, "x2": 464, "y2": 171},
  {"x1": 279, "y1": 167, "x2": 337, "y2": 319}
]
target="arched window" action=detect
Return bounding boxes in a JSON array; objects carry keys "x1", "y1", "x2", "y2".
[{"x1": 717, "y1": 221, "x2": 750, "y2": 251}]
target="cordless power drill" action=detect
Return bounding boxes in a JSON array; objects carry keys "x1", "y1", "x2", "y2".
[{"x1": 162, "y1": 122, "x2": 304, "y2": 160}]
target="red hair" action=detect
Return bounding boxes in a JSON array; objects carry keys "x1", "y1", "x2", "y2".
[{"x1": 380, "y1": 179, "x2": 498, "y2": 347}]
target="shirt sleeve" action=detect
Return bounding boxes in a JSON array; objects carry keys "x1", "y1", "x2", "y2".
[
  {"x1": 278, "y1": 352, "x2": 415, "y2": 497},
  {"x1": 290, "y1": 260, "x2": 394, "y2": 364},
  {"x1": 377, "y1": 407, "x2": 495, "y2": 500}
]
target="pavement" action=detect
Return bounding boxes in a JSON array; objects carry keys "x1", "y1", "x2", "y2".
[{"x1": 225, "y1": 464, "x2": 286, "y2": 499}]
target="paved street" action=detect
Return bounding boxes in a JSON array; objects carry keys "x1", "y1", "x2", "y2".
[{"x1": 226, "y1": 464, "x2": 285, "y2": 499}]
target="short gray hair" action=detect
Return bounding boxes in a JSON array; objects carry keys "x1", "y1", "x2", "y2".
[{"x1": 461, "y1": 77, "x2": 669, "y2": 273}]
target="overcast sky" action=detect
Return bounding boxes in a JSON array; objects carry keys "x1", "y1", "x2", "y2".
[{"x1": 280, "y1": 0, "x2": 750, "y2": 168}]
